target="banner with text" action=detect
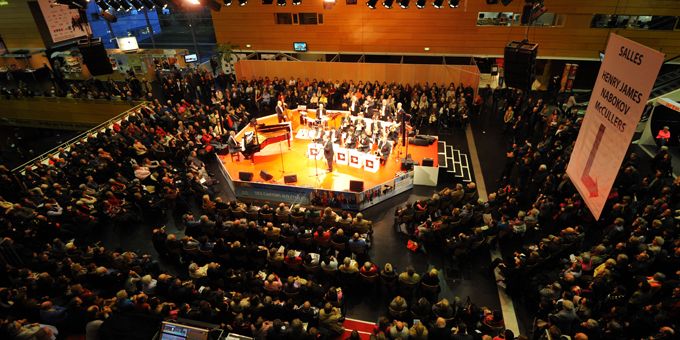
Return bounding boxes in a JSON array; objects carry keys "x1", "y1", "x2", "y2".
[
  {"x1": 37, "y1": 0, "x2": 89, "y2": 44},
  {"x1": 567, "y1": 33, "x2": 664, "y2": 219}
]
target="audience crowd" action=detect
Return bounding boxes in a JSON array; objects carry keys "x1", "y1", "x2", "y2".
[
  {"x1": 395, "y1": 88, "x2": 679, "y2": 340},
  {"x1": 0, "y1": 63, "x2": 678, "y2": 340}
]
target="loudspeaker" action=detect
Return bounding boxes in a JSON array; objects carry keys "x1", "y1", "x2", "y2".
[
  {"x1": 284, "y1": 174, "x2": 298, "y2": 184},
  {"x1": 422, "y1": 158, "x2": 434, "y2": 167},
  {"x1": 260, "y1": 170, "x2": 273, "y2": 181},
  {"x1": 100, "y1": 10, "x2": 117, "y2": 23},
  {"x1": 239, "y1": 171, "x2": 253, "y2": 181},
  {"x1": 401, "y1": 159, "x2": 417, "y2": 171},
  {"x1": 78, "y1": 42, "x2": 113, "y2": 76},
  {"x1": 349, "y1": 180, "x2": 364, "y2": 192},
  {"x1": 504, "y1": 41, "x2": 538, "y2": 90},
  {"x1": 409, "y1": 137, "x2": 431, "y2": 146}
]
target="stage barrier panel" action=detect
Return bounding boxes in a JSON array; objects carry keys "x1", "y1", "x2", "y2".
[
  {"x1": 335, "y1": 147, "x2": 349, "y2": 165},
  {"x1": 349, "y1": 149, "x2": 364, "y2": 169},
  {"x1": 364, "y1": 154, "x2": 380, "y2": 173}
]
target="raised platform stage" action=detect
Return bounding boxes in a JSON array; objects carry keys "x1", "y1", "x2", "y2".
[{"x1": 217, "y1": 111, "x2": 439, "y2": 210}]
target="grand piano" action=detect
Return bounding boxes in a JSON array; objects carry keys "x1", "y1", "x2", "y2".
[{"x1": 240, "y1": 121, "x2": 292, "y2": 159}]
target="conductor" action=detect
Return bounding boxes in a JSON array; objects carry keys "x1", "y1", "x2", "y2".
[{"x1": 323, "y1": 136, "x2": 334, "y2": 173}]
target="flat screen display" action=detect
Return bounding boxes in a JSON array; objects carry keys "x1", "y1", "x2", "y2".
[
  {"x1": 116, "y1": 37, "x2": 139, "y2": 52},
  {"x1": 160, "y1": 321, "x2": 210, "y2": 340},
  {"x1": 293, "y1": 42, "x2": 308, "y2": 52},
  {"x1": 184, "y1": 54, "x2": 198, "y2": 63}
]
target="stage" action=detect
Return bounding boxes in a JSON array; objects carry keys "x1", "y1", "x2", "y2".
[{"x1": 217, "y1": 110, "x2": 439, "y2": 210}]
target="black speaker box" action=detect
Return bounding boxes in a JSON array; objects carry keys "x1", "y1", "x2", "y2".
[
  {"x1": 504, "y1": 41, "x2": 538, "y2": 90},
  {"x1": 422, "y1": 158, "x2": 434, "y2": 167},
  {"x1": 239, "y1": 171, "x2": 253, "y2": 181},
  {"x1": 409, "y1": 137, "x2": 430, "y2": 146},
  {"x1": 260, "y1": 170, "x2": 273, "y2": 181},
  {"x1": 349, "y1": 180, "x2": 364, "y2": 192},
  {"x1": 78, "y1": 42, "x2": 113, "y2": 76},
  {"x1": 284, "y1": 174, "x2": 297, "y2": 184},
  {"x1": 401, "y1": 159, "x2": 417, "y2": 171}
]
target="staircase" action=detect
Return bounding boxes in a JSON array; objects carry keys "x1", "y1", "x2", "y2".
[{"x1": 438, "y1": 141, "x2": 472, "y2": 182}]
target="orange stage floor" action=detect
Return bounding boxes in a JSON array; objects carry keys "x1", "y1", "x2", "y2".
[{"x1": 218, "y1": 111, "x2": 439, "y2": 192}]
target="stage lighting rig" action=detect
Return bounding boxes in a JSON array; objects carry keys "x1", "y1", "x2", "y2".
[
  {"x1": 366, "y1": 0, "x2": 377, "y2": 9},
  {"x1": 449, "y1": 0, "x2": 458, "y2": 7},
  {"x1": 416, "y1": 0, "x2": 425, "y2": 9},
  {"x1": 277, "y1": 0, "x2": 285, "y2": 5},
  {"x1": 432, "y1": 0, "x2": 442, "y2": 8},
  {"x1": 238, "y1": 0, "x2": 246, "y2": 6},
  {"x1": 399, "y1": 0, "x2": 408, "y2": 8},
  {"x1": 292, "y1": 0, "x2": 300, "y2": 5},
  {"x1": 383, "y1": 0, "x2": 393, "y2": 8},
  {"x1": 223, "y1": 0, "x2": 232, "y2": 5}
]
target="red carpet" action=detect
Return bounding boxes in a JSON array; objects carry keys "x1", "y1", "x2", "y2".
[{"x1": 340, "y1": 317, "x2": 376, "y2": 339}]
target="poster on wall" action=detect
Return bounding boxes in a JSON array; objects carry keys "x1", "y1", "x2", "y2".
[{"x1": 37, "y1": 0, "x2": 89, "y2": 44}]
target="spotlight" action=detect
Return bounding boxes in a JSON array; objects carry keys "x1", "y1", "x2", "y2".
[
  {"x1": 141, "y1": 0, "x2": 155, "y2": 8},
  {"x1": 416, "y1": 0, "x2": 425, "y2": 8},
  {"x1": 130, "y1": 0, "x2": 144, "y2": 10},
  {"x1": 223, "y1": 0, "x2": 231, "y2": 5},
  {"x1": 502, "y1": 0, "x2": 512, "y2": 5},
  {"x1": 239, "y1": 0, "x2": 246, "y2": 5},
  {"x1": 292, "y1": 0, "x2": 300, "y2": 4},
  {"x1": 202, "y1": 0, "x2": 222, "y2": 10},
  {"x1": 383, "y1": 0, "x2": 393, "y2": 8},
  {"x1": 118, "y1": 0, "x2": 132, "y2": 11},
  {"x1": 399, "y1": 0, "x2": 408, "y2": 8},
  {"x1": 448, "y1": 0, "x2": 458, "y2": 7},
  {"x1": 277, "y1": 0, "x2": 285, "y2": 5},
  {"x1": 366, "y1": 0, "x2": 377, "y2": 8},
  {"x1": 152, "y1": 0, "x2": 167, "y2": 8},
  {"x1": 432, "y1": 0, "x2": 442, "y2": 8},
  {"x1": 95, "y1": 0, "x2": 109, "y2": 10}
]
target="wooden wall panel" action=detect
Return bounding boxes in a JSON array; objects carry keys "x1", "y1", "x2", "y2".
[
  {"x1": 0, "y1": 0, "x2": 46, "y2": 50},
  {"x1": 211, "y1": 0, "x2": 680, "y2": 59},
  {"x1": 0, "y1": 98, "x2": 138, "y2": 129},
  {"x1": 235, "y1": 60, "x2": 480, "y2": 90}
]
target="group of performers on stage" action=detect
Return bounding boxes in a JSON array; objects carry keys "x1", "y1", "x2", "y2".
[{"x1": 235, "y1": 99, "x2": 412, "y2": 174}]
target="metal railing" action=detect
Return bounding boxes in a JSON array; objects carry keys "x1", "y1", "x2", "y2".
[{"x1": 11, "y1": 102, "x2": 148, "y2": 173}]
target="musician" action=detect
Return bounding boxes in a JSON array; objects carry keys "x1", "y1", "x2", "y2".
[
  {"x1": 276, "y1": 100, "x2": 287, "y2": 123},
  {"x1": 344, "y1": 127, "x2": 357, "y2": 149},
  {"x1": 358, "y1": 132, "x2": 371, "y2": 153},
  {"x1": 377, "y1": 136, "x2": 392, "y2": 164},
  {"x1": 227, "y1": 130, "x2": 240, "y2": 154},
  {"x1": 349, "y1": 96, "x2": 360, "y2": 116},
  {"x1": 317, "y1": 103, "x2": 327, "y2": 119},
  {"x1": 323, "y1": 136, "x2": 335, "y2": 173},
  {"x1": 379, "y1": 99, "x2": 391, "y2": 120}
]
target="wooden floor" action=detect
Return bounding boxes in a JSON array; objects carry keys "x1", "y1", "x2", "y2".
[{"x1": 219, "y1": 112, "x2": 439, "y2": 192}]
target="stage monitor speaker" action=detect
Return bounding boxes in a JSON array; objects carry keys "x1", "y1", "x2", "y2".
[
  {"x1": 78, "y1": 42, "x2": 113, "y2": 76},
  {"x1": 284, "y1": 174, "x2": 297, "y2": 184},
  {"x1": 260, "y1": 170, "x2": 273, "y2": 181},
  {"x1": 401, "y1": 159, "x2": 417, "y2": 171},
  {"x1": 349, "y1": 180, "x2": 364, "y2": 192},
  {"x1": 422, "y1": 158, "x2": 434, "y2": 167},
  {"x1": 239, "y1": 171, "x2": 253, "y2": 181},
  {"x1": 504, "y1": 41, "x2": 538, "y2": 90}
]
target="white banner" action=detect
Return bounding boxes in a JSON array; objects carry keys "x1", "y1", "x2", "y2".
[
  {"x1": 566, "y1": 33, "x2": 664, "y2": 219},
  {"x1": 37, "y1": 0, "x2": 89, "y2": 44}
]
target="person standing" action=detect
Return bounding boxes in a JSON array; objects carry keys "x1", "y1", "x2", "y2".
[
  {"x1": 323, "y1": 136, "x2": 335, "y2": 173},
  {"x1": 275, "y1": 100, "x2": 287, "y2": 123}
]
